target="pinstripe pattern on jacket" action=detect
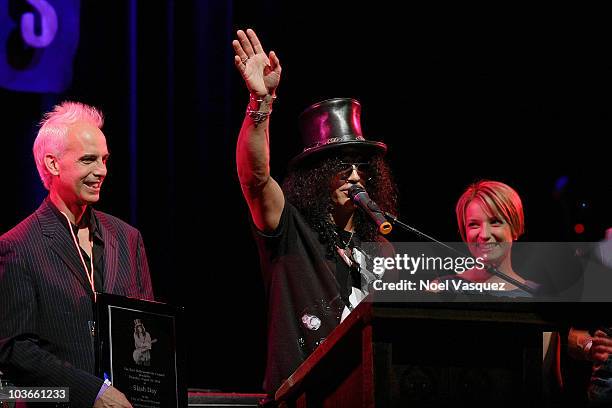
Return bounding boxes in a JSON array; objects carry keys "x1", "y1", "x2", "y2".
[{"x1": 0, "y1": 198, "x2": 154, "y2": 407}]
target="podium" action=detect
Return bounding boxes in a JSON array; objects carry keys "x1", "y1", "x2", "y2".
[{"x1": 275, "y1": 298, "x2": 565, "y2": 407}]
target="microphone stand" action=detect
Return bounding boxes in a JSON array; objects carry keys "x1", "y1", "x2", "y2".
[{"x1": 384, "y1": 212, "x2": 537, "y2": 295}]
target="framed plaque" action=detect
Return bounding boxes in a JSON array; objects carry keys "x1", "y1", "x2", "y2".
[{"x1": 95, "y1": 293, "x2": 186, "y2": 408}]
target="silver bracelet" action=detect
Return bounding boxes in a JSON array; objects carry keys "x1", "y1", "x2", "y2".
[{"x1": 246, "y1": 94, "x2": 276, "y2": 125}]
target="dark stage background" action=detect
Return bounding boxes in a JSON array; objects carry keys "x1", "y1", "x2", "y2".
[{"x1": 2, "y1": 1, "x2": 611, "y2": 392}]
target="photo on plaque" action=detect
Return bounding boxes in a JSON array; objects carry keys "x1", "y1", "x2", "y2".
[{"x1": 95, "y1": 293, "x2": 186, "y2": 408}]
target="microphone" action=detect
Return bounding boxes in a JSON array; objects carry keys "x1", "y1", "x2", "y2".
[{"x1": 348, "y1": 185, "x2": 392, "y2": 235}]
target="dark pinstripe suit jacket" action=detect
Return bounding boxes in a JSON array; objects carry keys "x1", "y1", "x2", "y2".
[{"x1": 0, "y1": 198, "x2": 154, "y2": 407}]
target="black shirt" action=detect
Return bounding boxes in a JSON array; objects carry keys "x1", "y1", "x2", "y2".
[
  {"x1": 47, "y1": 197, "x2": 105, "y2": 292},
  {"x1": 253, "y1": 202, "x2": 389, "y2": 394},
  {"x1": 334, "y1": 228, "x2": 363, "y2": 307}
]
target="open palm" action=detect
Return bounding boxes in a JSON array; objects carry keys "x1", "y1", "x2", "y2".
[{"x1": 233, "y1": 29, "x2": 281, "y2": 96}]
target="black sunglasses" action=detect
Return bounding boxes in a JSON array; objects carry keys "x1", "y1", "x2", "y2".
[{"x1": 336, "y1": 162, "x2": 371, "y2": 181}]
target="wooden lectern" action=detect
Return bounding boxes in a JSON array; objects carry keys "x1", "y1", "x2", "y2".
[{"x1": 275, "y1": 298, "x2": 563, "y2": 407}]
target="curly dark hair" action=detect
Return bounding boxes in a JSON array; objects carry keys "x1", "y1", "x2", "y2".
[{"x1": 283, "y1": 154, "x2": 398, "y2": 258}]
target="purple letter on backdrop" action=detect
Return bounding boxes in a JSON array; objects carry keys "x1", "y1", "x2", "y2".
[{"x1": 0, "y1": 0, "x2": 79, "y2": 93}]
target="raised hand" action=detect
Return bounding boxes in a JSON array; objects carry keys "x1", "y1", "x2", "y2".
[{"x1": 233, "y1": 29, "x2": 281, "y2": 97}]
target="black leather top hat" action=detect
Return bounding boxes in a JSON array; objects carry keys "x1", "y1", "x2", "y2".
[{"x1": 289, "y1": 98, "x2": 387, "y2": 167}]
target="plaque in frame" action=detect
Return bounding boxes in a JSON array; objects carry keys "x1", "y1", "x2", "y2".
[{"x1": 95, "y1": 293, "x2": 186, "y2": 408}]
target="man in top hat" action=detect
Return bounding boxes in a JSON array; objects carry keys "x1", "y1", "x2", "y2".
[{"x1": 233, "y1": 29, "x2": 398, "y2": 395}]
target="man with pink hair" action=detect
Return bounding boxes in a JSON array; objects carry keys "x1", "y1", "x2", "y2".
[{"x1": 0, "y1": 101, "x2": 153, "y2": 408}]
